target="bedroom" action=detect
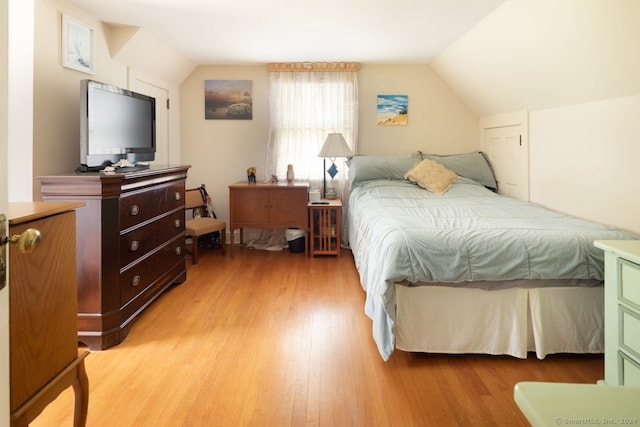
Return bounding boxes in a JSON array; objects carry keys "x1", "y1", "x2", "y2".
[{"x1": 2, "y1": 0, "x2": 640, "y2": 425}]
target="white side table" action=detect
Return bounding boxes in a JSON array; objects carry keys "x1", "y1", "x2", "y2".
[{"x1": 514, "y1": 381, "x2": 640, "y2": 426}]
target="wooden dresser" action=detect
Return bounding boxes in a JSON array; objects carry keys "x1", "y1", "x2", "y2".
[
  {"x1": 228, "y1": 182, "x2": 309, "y2": 256},
  {"x1": 8, "y1": 202, "x2": 89, "y2": 427},
  {"x1": 38, "y1": 165, "x2": 190, "y2": 350}
]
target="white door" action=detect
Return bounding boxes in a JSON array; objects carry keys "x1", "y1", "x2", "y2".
[
  {"x1": 484, "y1": 126, "x2": 527, "y2": 199},
  {"x1": 129, "y1": 73, "x2": 171, "y2": 165},
  {"x1": 1, "y1": 0, "x2": 9, "y2": 422},
  {"x1": 481, "y1": 111, "x2": 530, "y2": 202}
]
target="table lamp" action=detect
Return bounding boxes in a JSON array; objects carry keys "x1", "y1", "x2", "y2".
[{"x1": 318, "y1": 133, "x2": 353, "y2": 199}]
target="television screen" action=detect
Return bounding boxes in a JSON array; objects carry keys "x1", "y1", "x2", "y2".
[{"x1": 80, "y1": 79, "x2": 156, "y2": 169}]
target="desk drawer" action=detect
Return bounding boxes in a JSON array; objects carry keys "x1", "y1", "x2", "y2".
[{"x1": 120, "y1": 181, "x2": 184, "y2": 230}]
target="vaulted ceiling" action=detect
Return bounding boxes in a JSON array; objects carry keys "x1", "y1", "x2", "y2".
[
  {"x1": 68, "y1": 0, "x2": 505, "y2": 64},
  {"x1": 68, "y1": 0, "x2": 640, "y2": 116}
]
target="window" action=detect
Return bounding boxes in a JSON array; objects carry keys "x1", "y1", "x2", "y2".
[{"x1": 266, "y1": 63, "x2": 359, "y2": 194}]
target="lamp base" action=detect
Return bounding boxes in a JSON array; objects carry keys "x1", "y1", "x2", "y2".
[{"x1": 325, "y1": 187, "x2": 338, "y2": 199}]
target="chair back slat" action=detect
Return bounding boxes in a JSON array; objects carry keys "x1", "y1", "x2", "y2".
[{"x1": 185, "y1": 188, "x2": 205, "y2": 210}]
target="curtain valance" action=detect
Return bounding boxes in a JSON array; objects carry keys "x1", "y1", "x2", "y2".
[{"x1": 268, "y1": 62, "x2": 360, "y2": 72}]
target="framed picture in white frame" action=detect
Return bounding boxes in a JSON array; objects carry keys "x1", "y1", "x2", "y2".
[{"x1": 61, "y1": 14, "x2": 95, "y2": 74}]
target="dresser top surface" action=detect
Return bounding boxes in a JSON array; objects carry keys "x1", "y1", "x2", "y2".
[
  {"x1": 595, "y1": 240, "x2": 640, "y2": 264},
  {"x1": 38, "y1": 164, "x2": 191, "y2": 180},
  {"x1": 229, "y1": 181, "x2": 309, "y2": 189}
]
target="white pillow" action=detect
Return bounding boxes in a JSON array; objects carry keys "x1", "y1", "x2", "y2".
[{"x1": 404, "y1": 159, "x2": 458, "y2": 194}]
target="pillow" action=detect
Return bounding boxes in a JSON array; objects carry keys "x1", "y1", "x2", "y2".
[
  {"x1": 347, "y1": 152, "x2": 421, "y2": 187},
  {"x1": 423, "y1": 151, "x2": 497, "y2": 189},
  {"x1": 405, "y1": 159, "x2": 458, "y2": 194}
]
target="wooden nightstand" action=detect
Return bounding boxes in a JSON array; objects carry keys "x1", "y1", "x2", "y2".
[{"x1": 308, "y1": 199, "x2": 341, "y2": 257}]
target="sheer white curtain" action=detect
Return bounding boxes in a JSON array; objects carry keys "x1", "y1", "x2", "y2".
[{"x1": 266, "y1": 63, "x2": 359, "y2": 205}]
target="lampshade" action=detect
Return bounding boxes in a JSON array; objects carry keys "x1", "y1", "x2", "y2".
[
  {"x1": 318, "y1": 133, "x2": 352, "y2": 199},
  {"x1": 318, "y1": 133, "x2": 353, "y2": 159}
]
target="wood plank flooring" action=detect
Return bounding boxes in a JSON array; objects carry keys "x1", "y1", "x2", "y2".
[{"x1": 31, "y1": 247, "x2": 603, "y2": 426}]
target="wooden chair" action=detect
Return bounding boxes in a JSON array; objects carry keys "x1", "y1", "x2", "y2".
[{"x1": 184, "y1": 187, "x2": 226, "y2": 264}]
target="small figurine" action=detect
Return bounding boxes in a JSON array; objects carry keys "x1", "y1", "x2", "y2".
[
  {"x1": 247, "y1": 167, "x2": 256, "y2": 183},
  {"x1": 270, "y1": 175, "x2": 279, "y2": 183}
]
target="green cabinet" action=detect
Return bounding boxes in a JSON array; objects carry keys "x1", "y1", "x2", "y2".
[{"x1": 595, "y1": 240, "x2": 640, "y2": 386}]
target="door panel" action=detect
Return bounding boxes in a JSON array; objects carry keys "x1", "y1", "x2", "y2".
[
  {"x1": 484, "y1": 125, "x2": 529, "y2": 201},
  {"x1": 1, "y1": 0, "x2": 10, "y2": 423}
]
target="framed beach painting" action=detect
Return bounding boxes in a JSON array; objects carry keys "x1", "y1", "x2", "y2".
[
  {"x1": 204, "y1": 80, "x2": 253, "y2": 120},
  {"x1": 377, "y1": 95, "x2": 408, "y2": 126},
  {"x1": 61, "y1": 14, "x2": 95, "y2": 74}
]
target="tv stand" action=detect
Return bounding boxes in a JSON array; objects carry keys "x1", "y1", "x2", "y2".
[{"x1": 38, "y1": 165, "x2": 191, "y2": 349}]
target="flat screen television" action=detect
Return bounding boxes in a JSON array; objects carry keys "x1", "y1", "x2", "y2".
[{"x1": 80, "y1": 79, "x2": 156, "y2": 169}]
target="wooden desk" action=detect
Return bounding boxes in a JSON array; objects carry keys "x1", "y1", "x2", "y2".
[
  {"x1": 8, "y1": 202, "x2": 89, "y2": 427},
  {"x1": 228, "y1": 182, "x2": 309, "y2": 256}
]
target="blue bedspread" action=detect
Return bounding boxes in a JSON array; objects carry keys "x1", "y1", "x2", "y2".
[{"x1": 348, "y1": 178, "x2": 637, "y2": 360}]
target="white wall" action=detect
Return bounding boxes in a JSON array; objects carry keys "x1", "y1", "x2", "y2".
[
  {"x1": 530, "y1": 95, "x2": 640, "y2": 234},
  {"x1": 179, "y1": 63, "x2": 481, "y2": 227},
  {"x1": 29, "y1": 0, "x2": 193, "y2": 200},
  {"x1": 31, "y1": 0, "x2": 129, "y2": 199},
  {"x1": 180, "y1": 65, "x2": 270, "y2": 228},
  {"x1": 431, "y1": 0, "x2": 640, "y2": 117},
  {"x1": 431, "y1": 0, "x2": 640, "y2": 235},
  {"x1": 358, "y1": 64, "x2": 480, "y2": 155},
  {"x1": 7, "y1": 0, "x2": 34, "y2": 203}
]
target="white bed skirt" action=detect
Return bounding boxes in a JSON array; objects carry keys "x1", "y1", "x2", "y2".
[{"x1": 394, "y1": 285, "x2": 604, "y2": 359}]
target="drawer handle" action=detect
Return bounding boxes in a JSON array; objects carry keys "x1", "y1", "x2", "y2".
[
  {"x1": 131, "y1": 275, "x2": 141, "y2": 287},
  {"x1": 130, "y1": 205, "x2": 140, "y2": 216},
  {"x1": 175, "y1": 246, "x2": 182, "y2": 255},
  {"x1": 175, "y1": 219, "x2": 181, "y2": 228},
  {"x1": 174, "y1": 192, "x2": 181, "y2": 201},
  {"x1": 130, "y1": 240, "x2": 139, "y2": 251}
]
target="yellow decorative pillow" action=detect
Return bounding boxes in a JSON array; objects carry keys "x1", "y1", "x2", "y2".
[{"x1": 404, "y1": 159, "x2": 458, "y2": 194}]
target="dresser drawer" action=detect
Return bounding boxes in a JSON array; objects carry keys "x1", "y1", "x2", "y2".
[
  {"x1": 120, "y1": 181, "x2": 184, "y2": 230},
  {"x1": 618, "y1": 350, "x2": 640, "y2": 386},
  {"x1": 120, "y1": 234, "x2": 185, "y2": 306},
  {"x1": 619, "y1": 305, "x2": 640, "y2": 359},
  {"x1": 119, "y1": 209, "x2": 185, "y2": 268},
  {"x1": 619, "y1": 259, "x2": 640, "y2": 310}
]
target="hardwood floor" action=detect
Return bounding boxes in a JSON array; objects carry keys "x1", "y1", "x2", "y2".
[{"x1": 31, "y1": 247, "x2": 603, "y2": 426}]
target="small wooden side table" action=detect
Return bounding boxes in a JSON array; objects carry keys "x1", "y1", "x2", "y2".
[
  {"x1": 308, "y1": 199, "x2": 341, "y2": 257},
  {"x1": 228, "y1": 182, "x2": 309, "y2": 257}
]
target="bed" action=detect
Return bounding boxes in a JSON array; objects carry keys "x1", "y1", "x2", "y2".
[{"x1": 346, "y1": 152, "x2": 638, "y2": 361}]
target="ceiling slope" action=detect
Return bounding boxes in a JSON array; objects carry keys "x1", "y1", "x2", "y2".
[
  {"x1": 431, "y1": 0, "x2": 640, "y2": 116},
  {"x1": 69, "y1": 0, "x2": 505, "y2": 64}
]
